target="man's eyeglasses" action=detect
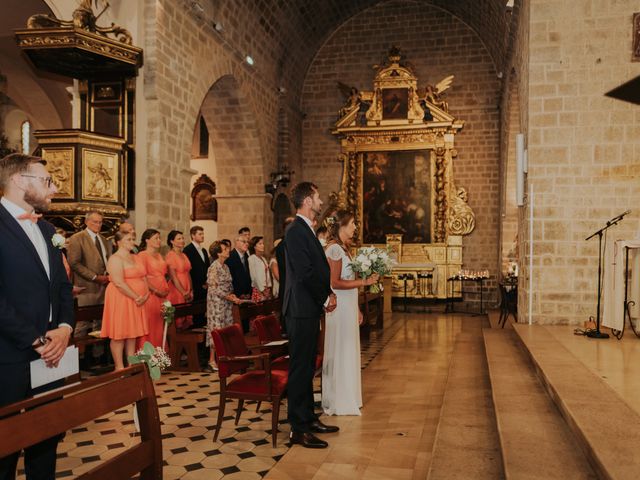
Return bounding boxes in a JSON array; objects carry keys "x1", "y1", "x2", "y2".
[{"x1": 21, "y1": 175, "x2": 54, "y2": 188}]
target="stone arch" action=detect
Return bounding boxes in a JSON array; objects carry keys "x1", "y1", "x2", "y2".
[{"x1": 192, "y1": 74, "x2": 269, "y2": 243}]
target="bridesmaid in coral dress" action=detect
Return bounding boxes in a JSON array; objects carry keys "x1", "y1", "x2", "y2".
[
  {"x1": 137, "y1": 229, "x2": 170, "y2": 349},
  {"x1": 101, "y1": 231, "x2": 150, "y2": 370},
  {"x1": 166, "y1": 230, "x2": 194, "y2": 329}
]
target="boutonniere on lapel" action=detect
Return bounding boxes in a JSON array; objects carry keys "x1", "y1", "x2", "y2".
[{"x1": 51, "y1": 233, "x2": 66, "y2": 250}]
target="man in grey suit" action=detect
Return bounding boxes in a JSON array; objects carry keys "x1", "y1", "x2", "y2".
[{"x1": 66, "y1": 212, "x2": 111, "y2": 337}]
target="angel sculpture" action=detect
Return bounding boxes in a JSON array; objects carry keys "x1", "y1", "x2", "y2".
[
  {"x1": 420, "y1": 75, "x2": 454, "y2": 113},
  {"x1": 337, "y1": 82, "x2": 362, "y2": 120}
]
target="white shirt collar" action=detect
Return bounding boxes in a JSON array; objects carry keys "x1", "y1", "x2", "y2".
[
  {"x1": 85, "y1": 228, "x2": 98, "y2": 241},
  {"x1": 296, "y1": 213, "x2": 314, "y2": 232},
  {"x1": 1, "y1": 196, "x2": 30, "y2": 218}
]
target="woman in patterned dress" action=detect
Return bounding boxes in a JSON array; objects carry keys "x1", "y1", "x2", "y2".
[
  {"x1": 206, "y1": 241, "x2": 241, "y2": 370},
  {"x1": 137, "y1": 229, "x2": 169, "y2": 348}
]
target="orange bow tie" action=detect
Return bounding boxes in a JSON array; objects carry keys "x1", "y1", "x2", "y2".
[{"x1": 17, "y1": 212, "x2": 42, "y2": 224}]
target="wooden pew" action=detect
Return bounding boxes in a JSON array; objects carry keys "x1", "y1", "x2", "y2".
[
  {"x1": 0, "y1": 364, "x2": 162, "y2": 479},
  {"x1": 168, "y1": 301, "x2": 207, "y2": 372},
  {"x1": 72, "y1": 303, "x2": 109, "y2": 357}
]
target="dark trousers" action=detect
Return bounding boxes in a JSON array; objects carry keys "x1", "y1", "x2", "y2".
[
  {"x1": 192, "y1": 287, "x2": 207, "y2": 328},
  {"x1": 0, "y1": 363, "x2": 61, "y2": 480},
  {"x1": 285, "y1": 314, "x2": 319, "y2": 433}
]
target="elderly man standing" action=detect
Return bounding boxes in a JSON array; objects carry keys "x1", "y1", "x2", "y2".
[
  {"x1": 67, "y1": 211, "x2": 111, "y2": 310},
  {"x1": 0, "y1": 153, "x2": 74, "y2": 479}
]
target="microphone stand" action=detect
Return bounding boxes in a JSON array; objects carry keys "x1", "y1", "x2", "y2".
[{"x1": 584, "y1": 210, "x2": 631, "y2": 339}]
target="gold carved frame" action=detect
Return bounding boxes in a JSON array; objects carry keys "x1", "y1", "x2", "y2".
[{"x1": 331, "y1": 47, "x2": 476, "y2": 298}]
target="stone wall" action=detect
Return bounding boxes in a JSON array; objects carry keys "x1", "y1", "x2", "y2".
[
  {"x1": 525, "y1": 0, "x2": 640, "y2": 324},
  {"x1": 301, "y1": 1, "x2": 503, "y2": 302}
]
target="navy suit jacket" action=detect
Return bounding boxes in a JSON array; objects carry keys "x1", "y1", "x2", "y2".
[
  {"x1": 225, "y1": 249, "x2": 252, "y2": 297},
  {"x1": 0, "y1": 204, "x2": 74, "y2": 365},
  {"x1": 283, "y1": 216, "x2": 331, "y2": 319},
  {"x1": 183, "y1": 242, "x2": 210, "y2": 301}
]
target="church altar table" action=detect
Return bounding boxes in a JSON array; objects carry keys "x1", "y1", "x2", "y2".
[{"x1": 602, "y1": 239, "x2": 640, "y2": 331}]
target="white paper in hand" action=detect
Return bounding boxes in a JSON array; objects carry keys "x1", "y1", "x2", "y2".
[{"x1": 30, "y1": 346, "x2": 79, "y2": 389}]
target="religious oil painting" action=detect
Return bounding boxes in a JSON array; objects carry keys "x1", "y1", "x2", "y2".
[
  {"x1": 381, "y1": 88, "x2": 408, "y2": 120},
  {"x1": 82, "y1": 149, "x2": 118, "y2": 201},
  {"x1": 362, "y1": 150, "x2": 432, "y2": 244}
]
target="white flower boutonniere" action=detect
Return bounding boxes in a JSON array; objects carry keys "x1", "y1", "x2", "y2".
[{"x1": 51, "y1": 233, "x2": 66, "y2": 250}]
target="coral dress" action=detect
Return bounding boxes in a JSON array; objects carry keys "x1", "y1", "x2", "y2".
[
  {"x1": 166, "y1": 250, "x2": 193, "y2": 329},
  {"x1": 137, "y1": 250, "x2": 169, "y2": 348},
  {"x1": 101, "y1": 256, "x2": 149, "y2": 341}
]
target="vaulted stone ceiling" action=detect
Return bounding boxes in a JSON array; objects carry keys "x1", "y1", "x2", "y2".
[{"x1": 209, "y1": 0, "x2": 511, "y2": 94}]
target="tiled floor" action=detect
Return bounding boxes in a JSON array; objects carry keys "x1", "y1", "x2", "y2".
[{"x1": 17, "y1": 313, "x2": 415, "y2": 479}]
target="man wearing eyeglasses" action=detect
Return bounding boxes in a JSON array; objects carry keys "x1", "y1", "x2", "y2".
[
  {"x1": 225, "y1": 235, "x2": 252, "y2": 328},
  {"x1": 0, "y1": 153, "x2": 74, "y2": 479},
  {"x1": 66, "y1": 211, "x2": 111, "y2": 308}
]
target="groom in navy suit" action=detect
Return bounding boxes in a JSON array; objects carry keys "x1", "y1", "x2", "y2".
[
  {"x1": 283, "y1": 181, "x2": 338, "y2": 449},
  {"x1": 0, "y1": 153, "x2": 74, "y2": 479}
]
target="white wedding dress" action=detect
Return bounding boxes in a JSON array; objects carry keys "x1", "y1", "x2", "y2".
[{"x1": 322, "y1": 243, "x2": 362, "y2": 416}]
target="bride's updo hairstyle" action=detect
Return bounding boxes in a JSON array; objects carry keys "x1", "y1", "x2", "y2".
[{"x1": 326, "y1": 210, "x2": 354, "y2": 246}]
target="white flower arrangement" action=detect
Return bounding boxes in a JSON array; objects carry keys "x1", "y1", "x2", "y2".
[
  {"x1": 161, "y1": 300, "x2": 175, "y2": 351},
  {"x1": 51, "y1": 233, "x2": 66, "y2": 250},
  {"x1": 128, "y1": 342, "x2": 171, "y2": 380},
  {"x1": 349, "y1": 246, "x2": 396, "y2": 293}
]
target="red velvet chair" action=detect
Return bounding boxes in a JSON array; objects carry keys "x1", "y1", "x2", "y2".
[
  {"x1": 211, "y1": 324, "x2": 288, "y2": 447},
  {"x1": 253, "y1": 314, "x2": 289, "y2": 370},
  {"x1": 252, "y1": 314, "x2": 323, "y2": 412}
]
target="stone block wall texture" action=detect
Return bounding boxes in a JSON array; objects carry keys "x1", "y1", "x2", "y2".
[
  {"x1": 525, "y1": 0, "x2": 640, "y2": 324},
  {"x1": 301, "y1": 1, "x2": 502, "y2": 302}
]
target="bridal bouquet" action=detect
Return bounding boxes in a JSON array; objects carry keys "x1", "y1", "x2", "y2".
[
  {"x1": 350, "y1": 246, "x2": 396, "y2": 293},
  {"x1": 128, "y1": 341, "x2": 171, "y2": 380}
]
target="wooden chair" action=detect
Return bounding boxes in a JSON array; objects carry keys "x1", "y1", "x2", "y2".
[
  {"x1": 168, "y1": 301, "x2": 207, "y2": 371},
  {"x1": 211, "y1": 324, "x2": 288, "y2": 447},
  {"x1": 232, "y1": 297, "x2": 282, "y2": 345},
  {"x1": 252, "y1": 313, "x2": 324, "y2": 413},
  {"x1": 0, "y1": 364, "x2": 162, "y2": 479}
]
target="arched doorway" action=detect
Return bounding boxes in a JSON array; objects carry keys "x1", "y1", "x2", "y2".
[{"x1": 190, "y1": 75, "x2": 269, "y2": 247}]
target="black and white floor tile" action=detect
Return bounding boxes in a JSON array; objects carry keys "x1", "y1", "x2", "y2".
[{"x1": 16, "y1": 315, "x2": 404, "y2": 479}]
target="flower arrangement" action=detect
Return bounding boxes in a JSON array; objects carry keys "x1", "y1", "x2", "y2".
[
  {"x1": 349, "y1": 246, "x2": 396, "y2": 293},
  {"x1": 128, "y1": 341, "x2": 171, "y2": 380},
  {"x1": 161, "y1": 300, "x2": 175, "y2": 351},
  {"x1": 51, "y1": 233, "x2": 66, "y2": 250}
]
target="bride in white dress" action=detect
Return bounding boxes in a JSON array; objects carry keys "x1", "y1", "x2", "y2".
[{"x1": 322, "y1": 210, "x2": 379, "y2": 416}]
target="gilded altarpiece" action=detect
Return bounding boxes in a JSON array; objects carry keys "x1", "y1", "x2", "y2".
[{"x1": 331, "y1": 48, "x2": 476, "y2": 299}]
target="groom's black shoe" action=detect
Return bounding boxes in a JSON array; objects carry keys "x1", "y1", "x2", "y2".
[
  {"x1": 289, "y1": 432, "x2": 328, "y2": 449},
  {"x1": 309, "y1": 419, "x2": 340, "y2": 434}
]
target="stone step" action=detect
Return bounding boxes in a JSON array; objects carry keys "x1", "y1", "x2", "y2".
[
  {"x1": 483, "y1": 328, "x2": 597, "y2": 479},
  {"x1": 513, "y1": 324, "x2": 640, "y2": 480},
  {"x1": 427, "y1": 317, "x2": 504, "y2": 480}
]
